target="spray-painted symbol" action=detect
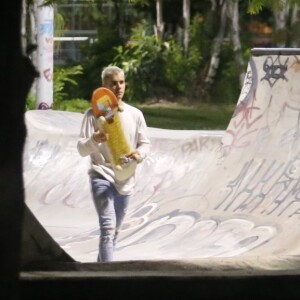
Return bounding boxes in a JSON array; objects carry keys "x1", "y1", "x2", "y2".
[
  {"x1": 43, "y1": 68, "x2": 52, "y2": 81},
  {"x1": 38, "y1": 102, "x2": 52, "y2": 110},
  {"x1": 261, "y1": 56, "x2": 288, "y2": 87}
]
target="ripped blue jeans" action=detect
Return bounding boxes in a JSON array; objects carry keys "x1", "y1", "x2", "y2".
[{"x1": 90, "y1": 171, "x2": 129, "y2": 262}]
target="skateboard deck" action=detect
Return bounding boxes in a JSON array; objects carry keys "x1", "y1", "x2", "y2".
[{"x1": 91, "y1": 87, "x2": 137, "y2": 181}]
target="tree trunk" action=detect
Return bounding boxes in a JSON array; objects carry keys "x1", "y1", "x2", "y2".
[
  {"x1": 210, "y1": 0, "x2": 217, "y2": 10},
  {"x1": 0, "y1": 1, "x2": 36, "y2": 298},
  {"x1": 227, "y1": 0, "x2": 245, "y2": 87},
  {"x1": 113, "y1": 0, "x2": 126, "y2": 38},
  {"x1": 154, "y1": 0, "x2": 164, "y2": 38},
  {"x1": 183, "y1": 0, "x2": 190, "y2": 57},
  {"x1": 204, "y1": 0, "x2": 227, "y2": 86},
  {"x1": 291, "y1": 4, "x2": 300, "y2": 47},
  {"x1": 273, "y1": 1, "x2": 289, "y2": 47}
]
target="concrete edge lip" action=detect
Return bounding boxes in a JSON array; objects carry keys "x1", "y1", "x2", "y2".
[
  {"x1": 251, "y1": 47, "x2": 300, "y2": 56},
  {"x1": 20, "y1": 256, "x2": 300, "y2": 278}
]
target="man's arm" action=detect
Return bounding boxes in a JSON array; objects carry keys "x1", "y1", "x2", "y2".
[
  {"x1": 134, "y1": 112, "x2": 151, "y2": 162},
  {"x1": 77, "y1": 109, "x2": 104, "y2": 157}
]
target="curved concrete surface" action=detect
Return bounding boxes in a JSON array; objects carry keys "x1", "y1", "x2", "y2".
[{"x1": 23, "y1": 49, "x2": 300, "y2": 272}]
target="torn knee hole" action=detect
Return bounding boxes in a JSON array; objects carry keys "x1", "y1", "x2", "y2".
[
  {"x1": 100, "y1": 227, "x2": 115, "y2": 244},
  {"x1": 101, "y1": 227, "x2": 115, "y2": 232},
  {"x1": 102, "y1": 236, "x2": 111, "y2": 244}
]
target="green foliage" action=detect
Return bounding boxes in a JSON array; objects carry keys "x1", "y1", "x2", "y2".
[
  {"x1": 291, "y1": 19, "x2": 300, "y2": 42},
  {"x1": 128, "y1": 0, "x2": 150, "y2": 6},
  {"x1": 210, "y1": 42, "x2": 243, "y2": 104},
  {"x1": 248, "y1": 0, "x2": 269, "y2": 14},
  {"x1": 54, "y1": 0, "x2": 300, "y2": 108},
  {"x1": 247, "y1": 0, "x2": 300, "y2": 14},
  {"x1": 113, "y1": 21, "x2": 166, "y2": 100},
  {"x1": 26, "y1": 93, "x2": 36, "y2": 110},
  {"x1": 53, "y1": 10, "x2": 65, "y2": 53},
  {"x1": 247, "y1": 0, "x2": 286, "y2": 14},
  {"x1": 113, "y1": 20, "x2": 200, "y2": 102},
  {"x1": 137, "y1": 103, "x2": 235, "y2": 130},
  {"x1": 26, "y1": 65, "x2": 86, "y2": 111},
  {"x1": 53, "y1": 98, "x2": 90, "y2": 113},
  {"x1": 53, "y1": 65, "x2": 83, "y2": 103},
  {"x1": 164, "y1": 41, "x2": 200, "y2": 93},
  {"x1": 78, "y1": 25, "x2": 123, "y2": 99},
  {"x1": 189, "y1": 14, "x2": 214, "y2": 59}
]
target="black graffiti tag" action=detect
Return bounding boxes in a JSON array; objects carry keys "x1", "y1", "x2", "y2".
[{"x1": 261, "y1": 56, "x2": 288, "y2": 87}]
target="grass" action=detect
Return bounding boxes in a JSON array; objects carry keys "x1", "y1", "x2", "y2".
[
  {"x1": 136, "y1": 102, "x2": 236, "y2": 130},
  {"x1": 47, "y1": 99, "x2": 236, "y2": 130}
]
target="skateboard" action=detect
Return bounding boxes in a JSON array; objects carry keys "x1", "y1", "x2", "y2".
[{"x1": 91, "y1": 87, "x2": 138, "y2": 181}]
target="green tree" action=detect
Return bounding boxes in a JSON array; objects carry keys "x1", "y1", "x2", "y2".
[{"x1": 113, "y1": 20, "x2": 200, "y2": 102}]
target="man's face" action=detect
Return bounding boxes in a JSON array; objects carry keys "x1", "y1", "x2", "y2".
[{"x1": 103, "y1": 72, "x2": 126, "y2": 101}]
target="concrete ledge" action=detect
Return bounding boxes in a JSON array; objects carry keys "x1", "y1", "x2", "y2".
[
  {"x1": 251, "y1": 47, "x2": 300, "y2": 55},
  {"x1": 21, "y1": 268, "x2": 300, "y2": 300},
  {"x1": 21, "y1": 256, "x2": 300, "y2": 275},
  {"x1": 21, "y1": 258, "x2": 300, "y2": 299}
]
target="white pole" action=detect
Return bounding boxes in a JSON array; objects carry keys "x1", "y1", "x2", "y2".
[{"x1": 36, "y1": 0, "x2": 54, "y2": 109}]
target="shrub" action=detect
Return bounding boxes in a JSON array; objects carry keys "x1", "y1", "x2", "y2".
[
  {"x1": 113, "y1": 20, "x2": 200, "y2": 102},
  {"x1": 53, "y1": 65, "x2": 83, "y2": 103},
  {"x1": 54, "y1": 98, "x2": 90, "y2": 113}
]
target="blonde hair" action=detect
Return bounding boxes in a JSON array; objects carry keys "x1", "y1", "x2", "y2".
[{"x1": 101, "y1": 66, "x2": 124, "y2": 84}]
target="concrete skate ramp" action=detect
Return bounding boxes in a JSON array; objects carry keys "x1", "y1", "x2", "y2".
[{"x1": 23, "y1": 48, "x2": 300, "y2": 272}]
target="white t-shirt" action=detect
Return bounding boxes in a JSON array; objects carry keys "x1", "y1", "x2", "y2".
[{"x1": 77, "y1": 103, "x2": 150, "y2": 195}]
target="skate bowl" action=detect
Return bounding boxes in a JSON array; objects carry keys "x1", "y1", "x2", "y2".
[{"x1": 21, "y1": 48, "x2": 300, "y2": 299}]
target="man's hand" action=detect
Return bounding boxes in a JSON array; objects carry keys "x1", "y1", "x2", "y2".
[
  {"x1": 126, "y1": 150, "x2": 142, "y2": 163},
  {"x1": 93, "y1": 131, "x2": 109, "y2": 143}
]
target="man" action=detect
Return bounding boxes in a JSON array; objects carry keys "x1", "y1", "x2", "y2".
[{"x1": 77, "y1": 66, "x2": 150, "y2": 262}]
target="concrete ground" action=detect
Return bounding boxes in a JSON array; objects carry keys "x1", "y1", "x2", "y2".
[{"x1": 21, "y1": 48, "x2": 300, "y2": 299}]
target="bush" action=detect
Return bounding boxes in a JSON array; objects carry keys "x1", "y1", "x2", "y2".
[
  {"x1": 26, "y1": 93, "x2": 36, "y2": 110},
  {"x1": 210, "y1": 42, "x2": 243, "y2": 104},
  {"x1": 53, "y1": 65, "x2": 83, "y2": 103},
  {"x1": 113, "y1": 20, "x2": 200, "y2": 102},
  {"x1": 78, "y1": 25, "x2": 124, "y2": 99},
  {"x1": 54, "y1": 98, "x2": 90, "y2": 113},
  {"x1": 26, "y1": 65, "x2": 85, "y2": 111},
  {"x1": 164, "y1": 40, "x2": 200, "y2": 94}
]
